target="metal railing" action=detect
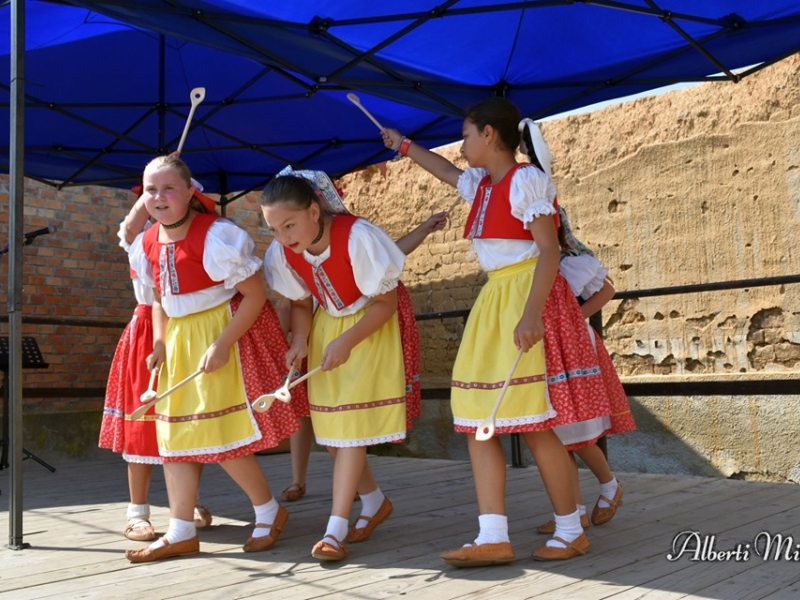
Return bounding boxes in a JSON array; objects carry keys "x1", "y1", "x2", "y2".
[
  {"x1": 2, "y1": 272, "x2": 799, "y2": 405},
  {"x1": 414, "y1": 273, "x2": 800, "y2": 466}
]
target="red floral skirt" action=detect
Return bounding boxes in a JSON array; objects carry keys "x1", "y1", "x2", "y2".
[{"x1": 98, "y1": 304, "x2": 161, "y2": 463}]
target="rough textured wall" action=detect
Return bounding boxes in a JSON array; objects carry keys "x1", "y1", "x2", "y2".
[
  {"x1": 336, "y1": 54, "x2": 800, "y2": 480},
  {"x1": 339, "y1": 54, "x2": 800, "y2": 382}
]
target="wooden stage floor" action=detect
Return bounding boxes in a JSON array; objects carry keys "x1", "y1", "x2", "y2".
[{"x1": 2, "y1": 451, "x2": 800, "y2": 600}]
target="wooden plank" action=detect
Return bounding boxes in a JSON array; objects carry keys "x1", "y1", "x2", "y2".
[
  {"x1": 372, "y1": 480, "x2": 792, "y2": 598},
  {"x1": 478, "y1": 481, "x2": 800, "y2": 600},
  {"x1": 3, "y1": 454, "x2": 800, "y2": 600},
  {"x1": 0, "y1": 455, "x2": 484, "y2": 599}
]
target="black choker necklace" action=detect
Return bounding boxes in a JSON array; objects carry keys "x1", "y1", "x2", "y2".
[
  {"x1": 311, "y1": 219, "x2": 325, "y2": 245},
  {"x1": 162, "y1": 210, "x2": 190, "y2": 230}
]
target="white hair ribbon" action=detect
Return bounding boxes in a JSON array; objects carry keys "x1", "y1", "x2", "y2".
[{"x1": 518, "y1": 118, "x2": 552, "y2": 178}]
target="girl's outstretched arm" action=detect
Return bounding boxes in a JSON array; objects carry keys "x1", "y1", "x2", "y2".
[
  {"x1": 395, "y1": 211, "x2": 448, "y2": 255},
  {"x1": 147, "y1": 290, "x2": 167, "y2": 372},
  {"x1": 382, "y1": 128, "x2": 463, "y2": 188},
  {"x1": 286, "y1": 296, "x2": 313, "y2": 369}
]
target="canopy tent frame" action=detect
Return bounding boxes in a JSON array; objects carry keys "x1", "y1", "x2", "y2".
[
  {"x1": 5, "y1": 0, "x2": 800, "y2": 549},
  {"x1": 1, "y1": 1, "x2": 798, "y2": 195},
  {"x1": 6, "y1": 0, "x2": 26, "y2": 551},
  {"x1": 66, "y1": 0, "x2": 800, "y2": 118}
]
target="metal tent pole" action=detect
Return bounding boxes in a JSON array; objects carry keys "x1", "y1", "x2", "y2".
[{"x1": 7, "y1": 0, "x2": 28, "y2": 550}]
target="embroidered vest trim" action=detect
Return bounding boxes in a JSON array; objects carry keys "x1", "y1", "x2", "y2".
[
  {"x1": 463, "y1": 163, "x2": 559, "y2": 241},
  {"x1": 142, "y1": 213, "x2": 220, "y2": 295},
  {"x1": 284, "y1": 214, "x2": 362, "y2": 311}
]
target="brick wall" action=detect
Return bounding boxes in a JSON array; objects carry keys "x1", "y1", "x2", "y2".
[{"x1": 0, "y1": 179, "x2": 275, "y2": 413}]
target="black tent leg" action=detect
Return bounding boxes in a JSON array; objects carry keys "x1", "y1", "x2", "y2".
[
  {"x1": 510, "y1": 433, "x2": 526, "y2": 468},
  {"x1": 22, "y1": 448, "x2": 55, "y2": 472}
]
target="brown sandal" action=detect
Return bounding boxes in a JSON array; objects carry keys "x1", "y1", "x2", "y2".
[
  {"x1": 311, "y1": 534, "x2": 348, "y2": 561},
  {"x1": 532, "y1": 533, "x2": 590, "y2": 561},
  {"x1": 280, "y1": 483, "x2": 306, "y2": 502},
  {"x1": 124, "y1": 519, "x2": 156, "y2": 542},
  {"x1": 591, "y1": 482, "x2": 624, "y2": 525},
  {"x1": 193, "y1": 504, "x2": 213, "y2": 529}
]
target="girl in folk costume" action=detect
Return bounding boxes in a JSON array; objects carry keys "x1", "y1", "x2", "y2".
[
  {"x1": 99, "y1": 186, "x2": 213, "y2": 543},
  {"x1": 392, "y1": 211, "x2": 448, "y2": 432},
  {"x1": 124, "y1": 155, "x2": 302, "y2": 563},
  {"x1": 261, "y1": 169, "x2": 412, "y2": 562},
  {"x1": 536, "y1": 202, "x2": 635, "y2": 534},
  {"x1": 382, "y1": 97, "x2": 614, "y2": 566},
  {"x1": 275, "y1": 168, "x2": 445, "y2": 506}
]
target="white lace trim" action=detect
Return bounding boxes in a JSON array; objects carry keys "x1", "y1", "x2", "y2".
[
  {"x1": 581, "y1": 270, "x2": 608, "y2": 300},
  {"x1": 123, "y1": 453, "x2": 163, "y2": 465},
  {"x1": 315, "y1": 432, "x2": 406, "y2": 447},
  {"x1": 453, "y1": 409, "x2": 558, "y2": 430},
  {"x1": 371, "y1": 278, "x2": 400, "y2": 296},
  {"x1": 117, "y1": 219, "x2": 131, "y2": 251},
  {"x1": 158, "y1": 429, "x2": 263, "y2": 458}
]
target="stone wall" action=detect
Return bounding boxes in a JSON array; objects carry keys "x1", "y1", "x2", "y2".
[{"x1": 337, "y1": 53, "x2": 800, "y2": 481}]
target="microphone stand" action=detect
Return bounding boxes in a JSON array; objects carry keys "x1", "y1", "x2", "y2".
[
  {"x1": 0, "y1": 235, "x2": 56, "y2": 473},
  {"x1": 0, "y1": 235, "x2": 40, "y2": 256}
]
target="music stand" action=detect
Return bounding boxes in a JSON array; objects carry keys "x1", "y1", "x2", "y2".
[{"x1": 0, "y1": 336, "x2": 55, "y2": 472}]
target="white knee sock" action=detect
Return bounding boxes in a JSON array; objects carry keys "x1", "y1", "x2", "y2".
[
  {"x1": 126, "y1": 503, "x2": 150, "y2": 524},
  {"x1": 355, "y1": 487, "x2": 385, "y2": 529},
  {"x1": 323, "y1": 515, "x2": 349, "y2": 548},
  {"x1": 473, "y1": 514, "x2": 510, "y2": 545},
  {"x1": 149, "y1": 517, "x2": 195, "y2": 550},
  {"x1": 251, "y1": 498, "x2": 280, "y2": 538},
  {"x1": 597, "y1": 477, "x2": 618, "y2": 508},
  {"x1": 547, "y1": 509, "x2": 583, "y2": 548}
]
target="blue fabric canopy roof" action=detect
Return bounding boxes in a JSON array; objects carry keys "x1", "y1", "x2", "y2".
[{"x1": 2, "y1": 0, "x2": 800, "y2": 196}]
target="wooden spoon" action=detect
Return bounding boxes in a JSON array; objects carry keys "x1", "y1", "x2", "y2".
[
  {"x1": 139, "y1": 366, "x2": 159, "y2": 402},
  {"x1": 176, "y1": 87, "x2": 206, "y2": 154},
  {"x1": 130, "y1": 368, "x2": 203, "y2": 420},
  {"x1": 475, "y1": 350, "x2": 523, "y2": 441},
  {"x1": 252, "y1": 366, "x2": 322, "y2": 413},
  {"x1": 346, "y1": 93, "x2": 386, "y2": 132}
]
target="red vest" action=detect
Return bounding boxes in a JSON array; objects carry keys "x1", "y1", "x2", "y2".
[
  {"x1": 141, "y1": 213, "x2": 221, "y2": 295},
  {"x1": 463, "y1": 163, "x2": 559, "y2": 241},
  {"x1": 284, "y1": 214, "x2": 362, "y2": 311}
]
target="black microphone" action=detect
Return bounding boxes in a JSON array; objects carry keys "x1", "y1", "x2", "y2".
[{"x1": 23, "y1": 225, "x2": 56, "y2": 241}]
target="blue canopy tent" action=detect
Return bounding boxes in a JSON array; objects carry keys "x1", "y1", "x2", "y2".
[
  {"x1": 3, "y1": 1, "x2": 800, "y2": 194},
  {"x1": 62, "y1": 2, "x2": 800, "y2": 158},
  {"x1": 0, "y1": 3, "x2": 452, "y2": 199},
  {"x1": 4, "y1": 0, "x2": 800, "y2": 549}
]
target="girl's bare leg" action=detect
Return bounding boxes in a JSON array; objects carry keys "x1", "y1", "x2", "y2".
[
  {"x1": 287, "y1": 416, "x2": 314, "y2": 493},
  {"x1": 467, "y1": 435, "x2": 507, "y2": 515},
  {"x1": 574, "y1": 443, "x2": 613, "y2": 485},
  {"x1": 128, "y1": 462, "x2": 153, "y2": 505},
  {"x1": 522, "y1": 429, "x2": 576, "y2": 514},
  {"x1": 219, "y1": 454, "x2": 272, "y2": 505}
]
